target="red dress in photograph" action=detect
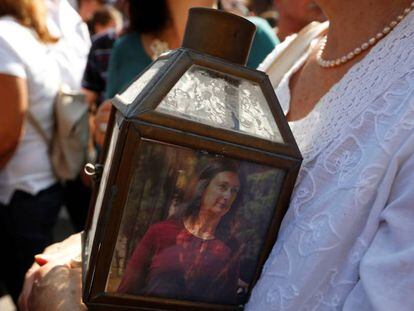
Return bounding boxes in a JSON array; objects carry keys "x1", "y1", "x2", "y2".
[{"x1": 118, "y1": 219, "x2": 239, "y2": 303}]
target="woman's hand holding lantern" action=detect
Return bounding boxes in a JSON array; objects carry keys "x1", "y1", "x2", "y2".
[{"x1": 18, "y1": 233, "x2": 85, "y2": 311}]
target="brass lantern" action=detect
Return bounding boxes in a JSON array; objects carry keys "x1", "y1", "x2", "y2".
[{"x1": 83, "y1": 8, "x2": 302, "y2": 311}]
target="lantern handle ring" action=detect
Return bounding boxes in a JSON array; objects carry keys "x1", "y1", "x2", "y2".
[{"x1": 84, "y1": 163, "x2": 104, "y2": 181}]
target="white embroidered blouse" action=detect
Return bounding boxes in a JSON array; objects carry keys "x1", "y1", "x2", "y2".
[{"x1": 247, "y1": 11, "x2": 414, "y2": 311}]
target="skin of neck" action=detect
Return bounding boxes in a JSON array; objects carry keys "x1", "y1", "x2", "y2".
[
  {"x1": 277, "y1": 16, "x2": 309, "y2": 41},
  {"x1": 186, "y1": 209, "x2": 223, "y2": 238},
  {"x1": 315, "y1": 0, "x2": 412, "y2": 59}
]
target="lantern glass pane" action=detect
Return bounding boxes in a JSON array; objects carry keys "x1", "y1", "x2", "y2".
[
  {"x1": 116, "y1": 59, "x2": 168, "y2": 105},
  {"x1": 104, "y1": 139, "x2": 285, "y2": 305},
  {"x1": 85, "y1": 124, "x2": 120, "y2": 270},
  {"x1": 156, "y1": 65, "x2": 283, "y2": 143}
]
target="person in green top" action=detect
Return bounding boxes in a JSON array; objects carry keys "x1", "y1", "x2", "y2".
[
  {"x1": 105, "y1": 0, "x2": 279, "y2": 99},
  {"x1": 105, "y1": 31, "x2": 152, "y2": 99},
  {"x1": 247, "y1": 16, "x2": 280, "y2": 68}
]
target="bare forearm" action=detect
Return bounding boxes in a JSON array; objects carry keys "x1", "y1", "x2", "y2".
[{"x1": 0, "y1": 74, "x2": 28, "y2": 168}]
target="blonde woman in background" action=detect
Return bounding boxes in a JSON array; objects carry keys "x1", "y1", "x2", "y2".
[{"x1": 0, "y1": 0, "x2": 63, "y2": 305}]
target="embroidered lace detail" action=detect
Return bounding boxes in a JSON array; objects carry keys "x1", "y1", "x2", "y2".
[{"x1": 246, "y1": 11, "x2": 414, "y2": 311}]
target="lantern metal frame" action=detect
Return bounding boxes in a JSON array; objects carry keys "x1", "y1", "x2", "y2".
[{"x1": 82, "y1": 12, "x2": 301, "y2": 311}]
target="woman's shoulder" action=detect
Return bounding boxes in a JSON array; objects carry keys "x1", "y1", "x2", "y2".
[
  {"x1": 247, "y1": 16, "x2": 275, "y2": 35},
  {"x1": 0, "y1": 16, "x2": 52, "y2": 77},
  {"x1": 113, "y1": 32, "x2": 142, "y2": 52},
  {"x1": 0, "y1": 16, "x2": 20, "y2": 30},
  {"x1": 148, "y1": 219, "x2": 183, "y2": 232},
  {"x1": 0, "y1": 16, "x2": 37, "y2": 42},
  {"x1": 111, "y1": 31, "x2": 149, "y2": 66},
  {"x1": 0, "y1": 16, "x2": 50, "y2": 60},
  {"x1": 245, "y1": 16, "x2": 279, "y2": 68},
  {"x1": 258, "y1": 21, "x2": 328, "y2": 73}
]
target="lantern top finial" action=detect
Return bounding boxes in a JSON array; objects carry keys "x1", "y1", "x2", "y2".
[{"x1": 182, "y1": 7, "x2": 256, "y2": 65}]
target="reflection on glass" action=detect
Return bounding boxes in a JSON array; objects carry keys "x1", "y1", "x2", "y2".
[
  {"x1": 116, "y1": 59, "x2": 168, "y2": 105},
  {"x1": 85, "y1": 125, "x2": 119, "y2": 270},
  {"x1": 156, "y1": 65, "x2": 283, "y2": 143},
  {"x1": 106, "y1": 140, "x2": 285, "y2": 305}
]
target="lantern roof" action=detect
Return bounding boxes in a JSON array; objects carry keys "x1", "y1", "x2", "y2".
[{"x1": 111, "y1": 8, "x2": 300, "y2": 159}]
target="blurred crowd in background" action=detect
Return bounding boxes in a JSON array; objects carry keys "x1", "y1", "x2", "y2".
[{"x1": 0, "y1": 0, "x2": 325, "y2": 309}]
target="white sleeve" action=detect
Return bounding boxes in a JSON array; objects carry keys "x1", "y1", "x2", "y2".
[
  {"x1": 257, "y1": 34, "x2": 297, "y2": 72},
  {"x1": 343, "y1": 134, "x2": 414, "y2": 311},
  {"x1": 0, "y1": 36, "x2": 26, "y2": 78}
]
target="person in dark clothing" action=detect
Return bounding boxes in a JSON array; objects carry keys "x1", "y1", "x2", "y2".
[{"x1": 82, "y1": 29, "x2": 118, "y2": 108}]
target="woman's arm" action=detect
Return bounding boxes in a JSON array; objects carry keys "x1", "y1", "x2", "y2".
[
  {"x1": 0, "y1": 73, "x2": 27, "y2": 168},
  {"x1": 18, "y1": 233, "x2": 85, "y2": 311},
  {"x1": 343, "y1": 133, "x2": 414, "y2": 310}
]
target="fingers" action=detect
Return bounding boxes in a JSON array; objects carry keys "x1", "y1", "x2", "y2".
[
  {"x1": 18, "y1": 261, "x2": 57, "y2": 311},
  {"x1": 18, "y1": 263, "x2": 40, "y2": 311},
  {"x1": 19, "y1": 261, "x2": 78, "y2": 311},
  {"x1": 43, "y1": 233, "x2": 82, "y2": 257},
  {"x1": 34, "y1": 254, "x2": 50, "y2": 266},
  {"x1": 18, "y1": 233, "x2": 83, "y2": 311},
  {"x1": 29, "y1": 266, "x2": 87, "y2": 311}
]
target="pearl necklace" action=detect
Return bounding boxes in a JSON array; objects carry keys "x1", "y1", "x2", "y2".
[{"x1": 317, "y1": 1, "x2": 414, "y2": 68}]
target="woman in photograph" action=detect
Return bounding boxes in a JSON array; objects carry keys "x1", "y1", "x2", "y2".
[{"x1": 117, "y1": 159, "x2": 243, "y2": 304}]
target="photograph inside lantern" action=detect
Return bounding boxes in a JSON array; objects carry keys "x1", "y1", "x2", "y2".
[{"x1": 105, "y1": 139, "x2": 285, "y2": 305}]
